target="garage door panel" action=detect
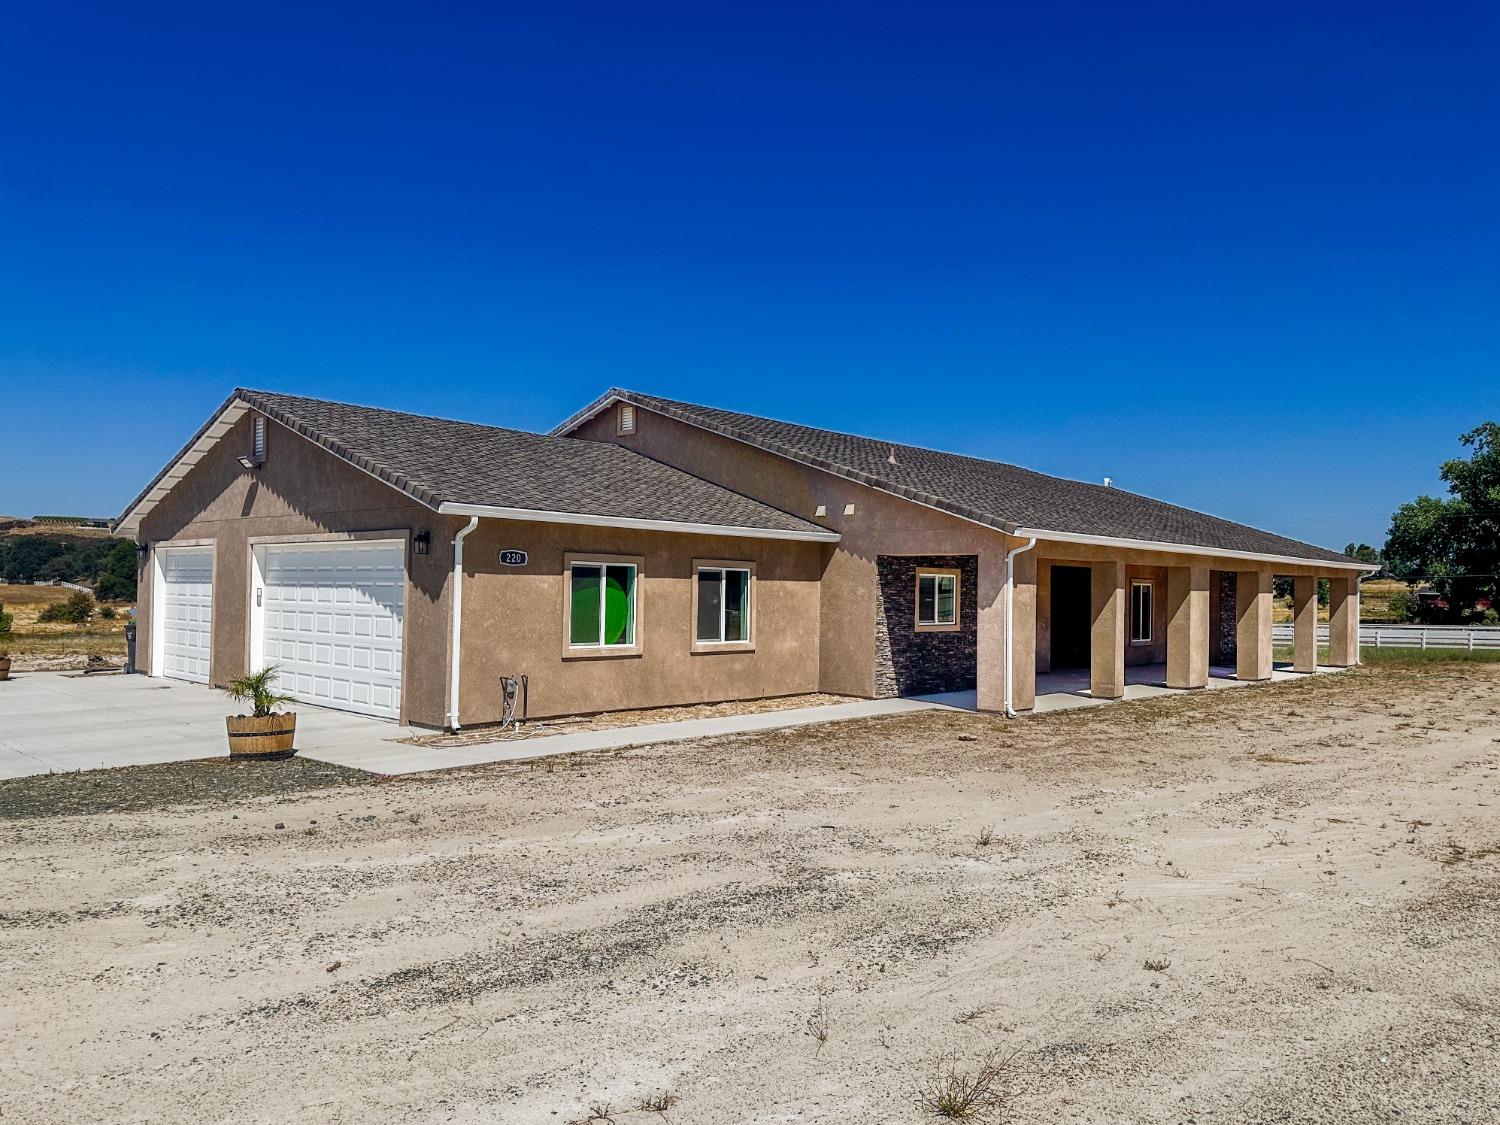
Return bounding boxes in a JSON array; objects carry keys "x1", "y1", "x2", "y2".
[
  {"x1": 159, "y1": 547, "x2": 214, "y2": 684},
  {"x1": 258, "y1": 540, "x2": 404, "y2": 719}
]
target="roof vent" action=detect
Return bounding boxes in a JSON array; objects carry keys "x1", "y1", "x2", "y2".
[
  {"x1": 1103, "y1": 476, "x2": 1113, "y2": 488},
  {"x1": 887, "y1": 446, "x2": 898, "y2": 466},
  {"x1": 617, "y1": 403, "x2": 636, "y2": 435}
]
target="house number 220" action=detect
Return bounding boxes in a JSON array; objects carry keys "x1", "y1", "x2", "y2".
[{"x1": 499, "y1": 550, "x2": 528, "y2": 566}]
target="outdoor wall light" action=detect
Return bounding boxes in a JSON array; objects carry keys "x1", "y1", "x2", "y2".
[
  {"x1": 136, "y1": 542, "x2": 150, "y2": 561},
  {"x1": 413, "y1": 529, "x2": 431, "y2": 555}
]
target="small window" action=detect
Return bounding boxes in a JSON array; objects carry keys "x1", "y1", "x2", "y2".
[
  {"x1": 569, "y1": 561, "x2": 637, "y2": 647},
  {"x1": 915, "y1": 568, "x2": 960, "y2": 630},
  {"x1": 695, "y1": 565, "x2": 751, "y2": 644},
  {"x1": 253, "y1": 416, "x2": 267, "y2": 462},
  {"x1": 617, "y1": 404, "x2": 636, "y2": 435},
  {"x1": 1130, "y1": 580, "x2": 1153, "y2": 644}
]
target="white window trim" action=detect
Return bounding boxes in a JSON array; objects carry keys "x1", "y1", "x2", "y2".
[
  {"x1": 1130, "y1": 579, "x2": 1153, "y2": 644},
  {"x1": 915, "y1": 567, "x2": 961, "y2": 632},
  {"x1": 563, "y1": 553, "x2": 643, "y2": 658},
  {"x1": 692, "y1": 559, "x2": 756, "y2": 653}
]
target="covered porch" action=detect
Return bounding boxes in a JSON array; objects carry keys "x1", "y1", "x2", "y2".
[{"x1": 996, "y1": 539, "x2": 1368, "y2": 714}]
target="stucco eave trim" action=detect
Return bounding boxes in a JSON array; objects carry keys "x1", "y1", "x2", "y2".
[
  {"x1": 1013, "y1": 527, "x2": 1381, "y2": 573},
  {"x1": 436, "y1": 502, "x2": 842, "y2": 543}
]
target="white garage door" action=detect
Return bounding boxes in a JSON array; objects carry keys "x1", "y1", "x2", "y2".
[
  {"x1": 157, "y1": 546, "x2": 214, "y2": 683},
  {"x1": 256, "y1": 540, "x2": 406, "y2": 719}
]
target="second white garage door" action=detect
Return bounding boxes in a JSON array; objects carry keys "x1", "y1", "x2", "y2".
[
  {"x1": 255, "y1": 540, "x2": 406, "y2": 719},
  {"x1": 157, "y1": 545, "x2": 215, "y2": 684}
]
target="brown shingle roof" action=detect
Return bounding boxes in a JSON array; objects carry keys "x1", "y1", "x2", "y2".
[
  {"x1": 116, "y1": 390, "x2": 834, "y2": 539},
  {"x1": 559, "y1": 389, "x2": 1356, "y2": 566}
]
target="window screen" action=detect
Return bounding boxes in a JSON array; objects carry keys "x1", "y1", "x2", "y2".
[
  {"x1": 696, "y1": 566, "x2": 751, "y2": 643},
  {"x1": 917, "y1": 571, "x2": 958, "y2": 626},
  {"x1": 1130, "y1": 581, "x2": 1153, "y2": 643}
]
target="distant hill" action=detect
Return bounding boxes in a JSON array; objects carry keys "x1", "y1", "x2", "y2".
[
  {"x1": 0, "y1": 524, "x2": 138, "y2": 598},
  {"x1": 0, "y1": 517, "x2": 116, "y2": 539}
]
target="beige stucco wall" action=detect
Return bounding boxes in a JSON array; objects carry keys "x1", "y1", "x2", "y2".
[
  {"x1": 570, "y1": 405, "x2": 1021, "y2": 702},
  {"x1": 135, "y1": 413, "x2": 456, "y2": 727},
  {"x1": 135, "y1": 410, "x2": 824, "y2": 728},
  {"x1": 455, "y1": 519, "x2": 823, "y2": 722}
]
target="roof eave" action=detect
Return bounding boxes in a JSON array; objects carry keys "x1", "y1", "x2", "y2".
[
  {"x1": 113, "y1": 393, "x2": 250, "y2": 538},
  {"x1": 550, "y1": 388, "x2": 629, "y2": 437},
  {"x1": 435, "y1": 502, "x2": 841, "y2": 543},
  {"x1": 1012, "y1": 527, "x2": 1380, "y2": 572},
  {"x1": 568, "y1": 392, "x2": 1374, "y2": 572}
]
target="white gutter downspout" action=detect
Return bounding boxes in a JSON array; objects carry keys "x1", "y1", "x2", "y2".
[
  {"x1": 1003, "y1": 536, "x2": 1038, "y2": 718},
  {"x1": 447, "y1": 516, "x2": 480, "y2": 731}
]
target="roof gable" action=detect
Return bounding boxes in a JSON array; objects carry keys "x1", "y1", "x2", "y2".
[{"x1": 115, "y1": 390, "x2": 837, "y2": 542}]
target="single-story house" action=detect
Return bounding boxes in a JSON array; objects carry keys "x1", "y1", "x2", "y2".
[{"x1": 114, "y1": 389, "x2": 1377, "y2": 728}]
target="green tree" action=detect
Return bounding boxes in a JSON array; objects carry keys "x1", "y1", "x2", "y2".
[
  {"x1": 95, "y1": 539, "x2": 139, "y2": 602},
  {"x1": 1384, "y1": 422, "x2": 1500, "y2": 621},
  {"x1": 38, "y1": 591, "x2": 95, "y2": 625},
  {"x1": 1343, "y1": 542, "x2": 1381, "y2": 567}
]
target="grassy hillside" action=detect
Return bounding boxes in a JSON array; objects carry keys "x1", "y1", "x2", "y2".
[{"x1": 0, "y1": 584, "x2": 132, "y2": 667}]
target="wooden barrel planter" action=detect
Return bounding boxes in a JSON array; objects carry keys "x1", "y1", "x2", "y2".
[{"x1": 226, "y1": 713, "x2": 297, "y2": 760}]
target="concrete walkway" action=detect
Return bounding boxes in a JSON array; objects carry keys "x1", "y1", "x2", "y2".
[
  {"x1": 305, "y1": 697, "x2": 937, "y2": 775},
  {"x1": 0, "y1": 671, "x2": 936, "y2": 779}
]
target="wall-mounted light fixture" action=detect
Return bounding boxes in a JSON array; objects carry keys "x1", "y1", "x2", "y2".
[
  {"x1": 413, "y1": 529, "x2": 431, "y2": 556},
  {"x1": 136, "y1": 542, "x2": 150, "y2": 562}
]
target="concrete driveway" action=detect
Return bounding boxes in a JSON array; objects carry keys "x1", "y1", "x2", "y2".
[
  {"x1": 0, "y1": 670, "x2": 941, "y2": 780},
  {"x1": 0, "y1": 671, "x2": 403, "y2": 780}
]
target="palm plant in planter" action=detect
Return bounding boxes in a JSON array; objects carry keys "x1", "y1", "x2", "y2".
[{"x1": 223, "y1": 665, "x2": 298, "y2": 759}]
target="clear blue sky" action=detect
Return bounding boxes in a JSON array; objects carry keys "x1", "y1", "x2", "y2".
[{"x1": 3, "y1": 2, "x2": 1495, "y2": 549}]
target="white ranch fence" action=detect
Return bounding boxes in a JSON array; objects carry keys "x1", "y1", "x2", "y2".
[{"x1": 1270, "y1": 623, "x2": 1500, "y2": 652}]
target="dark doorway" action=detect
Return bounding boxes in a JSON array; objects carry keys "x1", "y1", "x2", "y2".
[{"x1": 1051, "y1": 565, "x2": 1091, "y2": 669}]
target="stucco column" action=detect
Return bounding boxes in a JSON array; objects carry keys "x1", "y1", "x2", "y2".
[
  {"x1": 1235, "y1": 570, "x2": 1274, "y2": 681},
  {"x1": 1090, "y1": 561, "x2": 1126, "y2": 700},
  {"x1": 1035, "y1": 561, "x2": 1052, "y2": 674},
  {"x1": 1010, "y1": 548, "x2": 1037, "y2": 712},
  {"x1": 1292, "y1": 575, "x2": 1319, "y2": 673},
  {"x1": 1165, "y1": 565, "x2": 1209, "y2": 689},
  {"x1": 1328, "y1": 574, "x2": 1360, "y2": 667},
  {"x1": 976, "y1": 550, "x2": 1006, "y2": 711}
]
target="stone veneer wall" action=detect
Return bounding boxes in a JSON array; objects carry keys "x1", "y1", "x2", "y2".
[
  {"x1": 873, "y1": 555, "x2": 979, "y2": 697},
  {"x1": 1213, "y1": 571, "x2": 1237, "y2": 666}
]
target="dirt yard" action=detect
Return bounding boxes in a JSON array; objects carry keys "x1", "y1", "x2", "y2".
[
  {"x1": 0, "y1": 583, "x2": 132, "y2": 669},
  {"x1": 3, "y1": 664, "x2": 1498, "y2": 1124}
]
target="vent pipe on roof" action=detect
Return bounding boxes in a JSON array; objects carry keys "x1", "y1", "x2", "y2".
[
  {"x1": 887, "y1": 446, "x2": 898, "y2": 466},
  {"x1": 1103, "y1": 477, "x2": 1113, "y2": 488}
]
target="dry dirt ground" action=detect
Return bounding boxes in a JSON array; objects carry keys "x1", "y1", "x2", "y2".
[
  {"x1": 0, "y1": 583, "x2": 132, "y2": 669},
  {"x1": 3, "y1": 665, "x2": 1499, "y2": 1124}
]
